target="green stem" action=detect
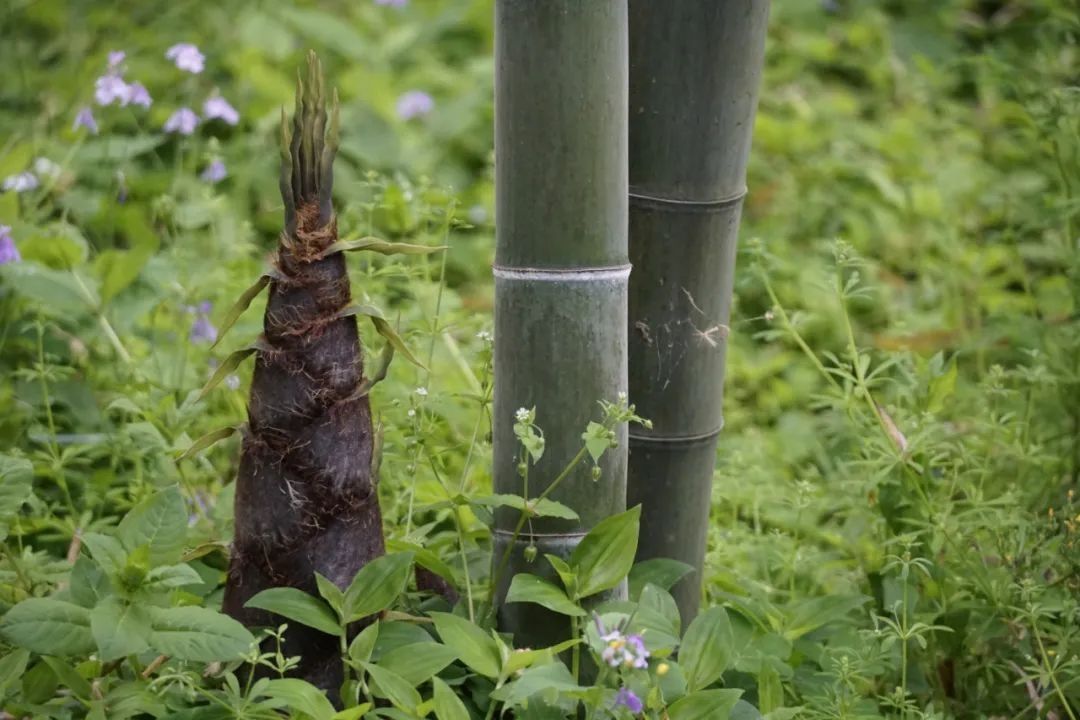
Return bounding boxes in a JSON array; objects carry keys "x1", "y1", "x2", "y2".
[
  {"x1": 429, "y1": 456, "x2": 476, "y2": 623},
  {"x1": 1032, "y1": 619, "x2": 1078, "y2": 720}
]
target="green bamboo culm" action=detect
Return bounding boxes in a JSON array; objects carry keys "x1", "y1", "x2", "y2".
[
  {"x1": 626, "y1": 1, "x2": 770, "y2": 624},
  {"x1": 493, "y1": 0, "x2": 629, "y2": 646}
]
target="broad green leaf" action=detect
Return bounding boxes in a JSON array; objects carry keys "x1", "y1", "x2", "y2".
[
  {"x1": 314, "y1": 573, "x2": 346, "y2": 617},
  {"x1": 177, "y1": 425, "x2": 241, "y2": 462},
  {"x1": 504, "y1": 638, "x2": 580, "y2": 675},
  {"x1": 680, "y1": 607, "x2": 734, "y2": 692},
  {"x1": 432, "y1": 676, "x2": 469, "y2": 720},
  {"x1": 361, "y1": 663, "x2": 421, "y2": 713},
  {"x1": 331, "y1": 704, "x2": 372, "y2": 720},
  {"x1": 387, "y1": 540, "x2": 457, "y2": 587},
  {"x1": 0, "y1": 598, "x2": 94, "y2": 656},
  {"x1": 471, "y1": 495, "x2": 578, "y2": 521},
  {"x1": 0, "y1": 649, "x2": 29, "y2": 697},
  {"x1": 148, "y1": 606, "x2": 254, "y2": 662},
  {"x1": 77, "y1": 135, "x2": 163, "y2": 162},
  {"x1": 337, "y1": 305, "x2": 426, "y2": 370},
  {"x1": 97, "y1": 245, "x2": 157, "y2": 304},
  {"x1": 0, "y1": 456, "x2": 33, "y2": 531},
  {"x1": 245, "y1": 587, "x2": 341, "y2": 636},
  {"x1": 781, "y1": 595, "x2": 867, "y2": 641},
  {"x1": 377, "y1": 642, "x2": 458, "y2": 686},
  {"x1": 667, "y1": 689, "x2": 743, "y2": 720},
  {"x1": 2, "y1": 263, "x2": 94, "y2": 316},
  {"x1": 506, "y1": 574, "x2": 585, "y2": 617},
  {"x1": 581, "y1": 422, "x2": 609, "y2": 463},
  {"x1": 348, "y1": 621, "x2": 379, "y2": 665},
  {"x1": 639, "y1": 583, "x2": 681, "y2": 637},
  {"x1": 429, "y1": 611, "x2": 501, "y2": 678},
  {"x1": 372, "y1": 621, "x2": 434, "y2": 658},
  {"x1": 69, "y1": 556, "x2": 111, "y2": 608},
  {"x1": 628, "y1": 558, "x2": 694, "y2": 600},
  {"x1": 41, "y1": 655, "x2": 92, "y2": 701},
  {"x1": 144, "y1": 563, "x2": 204, "y2": 591},
  {"x1": 343, "y1": 552, "x2": 414, "y2": 622},
  {"x1": 568, "y1": 505, "x2": 641, "y2": 598},
  {"x1": 91, "y1": 597, "x2": 152, "y2": 661},
  {"x1": 545, "y1": 555, "x2": 576, "y2": 593},
  {"x1": 80, "y1": 532, "x2": 126, "y2": 575},
  {"x1": 212, "y1": 274, "x2": 272, "y2": 349},
  {"x1": 117, "y1": 486, "x2": 187, "y2": 565},
  {"x1": 262, "y1": 678, "x2": 335, "y2": 720},
  {"x1": 489, "y1": 663, "x2": 582, "y2": 707},
  {"x1": 321, "y1": 236, "x2": 447, "y2": 258}
]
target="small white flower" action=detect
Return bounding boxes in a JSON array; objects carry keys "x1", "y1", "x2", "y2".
[
  {"x1": 476, "y1": 330, "x2": 493, "y2": 343},
  {"x1": 33, "y1": 157, "x2": 60, "y2": 178},
  {"x1": 515, "y1": 407, "x2": 530, "y2": 423},
  {"x1": 617, "y1": 391, "x2": 627, "y2": 403},
  {"x1": 407, "y1": 409, "x2": 416, "y2": 418},
  {"x1": 764, "y1": 310, "x2": 775, "y2": 322},
  {"x1": 415, "y1": 387, "x2": 428, "y2": 397}
]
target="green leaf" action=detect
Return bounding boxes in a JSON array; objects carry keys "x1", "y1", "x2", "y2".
[
  {"x1": 91, "y1": 597, "x2": 152, "y2": 661},
  {"x1": 506, "y1": 574, "x2": 585, "y2": 617},
  {"x1": 117, "y1": 486, "x2": 187, "y2": 565},
  {"x1": 377, "y1": 642, "x2": 458, "y2": 686},
  {"x1": 331, "y1": 704, "x2": 372, "y2": 720},
  {"x1": 1, "y1": 263, "x2": 95, "y2": 317},
  {"x1": 666, "y1": 689, "x2": 744, "y2": 720},
  {"x1": 177, "y1": 425, "x2": 241, "y2": 462},
  {"x1": 639, "y1": 583, "x2": 681, "y2": 638},
  {"x1": 432, "y1": 676, "x2": 470, "y2": 720},
  {"x1": 69, "y1": 556, "x2": 110, "y2": 608},
  {"x1": 628, "y1": 558, "x2": 694, "y2": 600},
  {"x1": 489, "y1": 663, "x2": 583, "y2": 707},
  {"x1": 568, "y1": 505, "x2": 641, "y2": 598},
  {"x1": 148, "y1": 606, "x2": 254, "y2": 662},
  {"x1": 680, "y1": 607, "x2": 734, "y2": 692},
  {"x1": 928, "y1": 355, "x2": 958, "y2": 413},
  {"x1": 337, "y1": 305, "x2": 426, "y2": 370},
  {"x1": 471, "y1": 494, "x2": 578, "y2": 521},
  {"x1": 314, "y1": 573, "x2": 346, "y2": 618},
  {"x1": 77, "y1": 135, "x2": 164, "y2": 162},
  {"x1": 81, "y1": 532, "x2": 127, "y2": 575},
  {"x1": 41, "y1": 655, "x2": 93, "y2": 701},
  {"x1": 0, "y1": 455, "x2": 33, "y2": 533},
  {"x1": 348, "y1": 621, "x2": 379, "y2": 665},
  {"x1": 321, "y1": 236, "x2": 447, "y2": 258},
  {"x1": 245, "y1": 587, "x2": 341, "y2": 636},
  {"x1": 343, "y1": 552, "x2": 414, "y2": 622},
  {"x1": 0, "y1": 649, "x2": 29, "y2": 697},
  {"x1": 545, "y1": 555, "x2": 577, "y2": 593},
  {"x1": 145, "y1": 563, "x2": 204, "y2": 591},
  {"x1": 361, "y1": 662, "x2": 421, "y2": 713},
  {"x1": 429, "y1": 611, "x2": 501, "y2": 678},
  {"x1": 503, "y1": 638, "x2": 580, "y2": 675},
  {"x1": 197, "y1": 345, "x2": 259, "y2": 401},
  {"x1": 581, "y1": 422, "x2": 609, "y2": 464},
  {"x1": 212, "y1": 274, "x2": 272, "y2": 349},
  {"x1": 262, "y1": 678, "x2": 336, "y2": 720},
  {"x1": 0, "y1": 598, "x2": 95, "y2": 656}
]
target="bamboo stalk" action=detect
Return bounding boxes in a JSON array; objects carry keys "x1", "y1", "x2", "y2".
[
  {"x1": 626, "y1": 1, "x2": 770, "y2": 623},
  {"x1": 222, "y1": 52, "x2": 384, "y2": 693},
  {"x1": 493, "y1": 0, "x2": 629, "y2": 646}
]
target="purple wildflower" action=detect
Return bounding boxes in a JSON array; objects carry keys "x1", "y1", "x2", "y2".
[
  {"x1": 164, "y1": 107, "x2": 199, "y2": 135},
  {"x1": 200, "y1": 159, "x2": 227, "y2": 184},
  {"x1": 188, "y1": 302, "x2": 217, "y2": 344},
  {"x1": 107, "y1": 50, "x2": 126, "y2": 69},
  {"x1": 73, "y1": 106, "x2": 99, "y2": 134},
  {"x1": 375, "y1": 0, "x2": 408, "y2": 6},
  {"x1": 95, "y1": 74, "x2": 129, "y2": 106},
  {"x1": 166, "y1": 43, "x2": 205, "y2": 74},
  {"x1": 614, "y1": 688, "x2": 643, "y2": 714},
  {"x1": 125, "y1": 82, "x2": 152, "y2": 108},
  {"x1": 599, "y1": 626, "x2": 650, "y2": 669},
  {"x1": 396, "y1": 90, "x2": 433, "y2": 121},
  {"x1": 2, "y1": 172, "x2": 39, "y2": 193},
  {"x1": 0, "y1": 226, "x2": 20, "y2": 265},
  {"x1": 203, "y1": 96, "x2": 239, "y2": 125}
]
